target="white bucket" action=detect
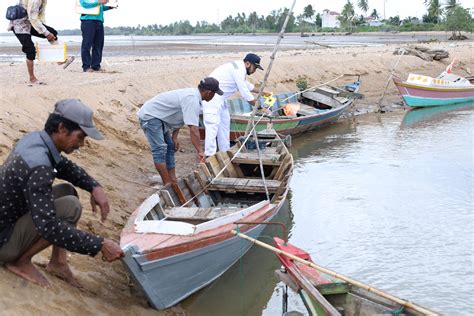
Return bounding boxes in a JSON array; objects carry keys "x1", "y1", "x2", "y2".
[{"x1": 35, "y1": 41, "x2": 67, "y2": 63}]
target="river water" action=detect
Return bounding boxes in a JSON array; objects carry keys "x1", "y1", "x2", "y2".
[{"x1": 182, "y1": 105, "x2": 474, "y2": 316}]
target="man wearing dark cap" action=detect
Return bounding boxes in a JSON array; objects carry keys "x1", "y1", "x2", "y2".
[
  {"x1": 137, "y1": 77, "x2": 223, "y2": 185},
  {"x1": 203, "y1": 53, "x2": 271, "y2": 157},
  {"x1": 0, "y1": 99, "x2": 124, "y2": 288}
]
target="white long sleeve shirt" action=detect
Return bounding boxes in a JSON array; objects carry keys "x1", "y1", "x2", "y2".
[{"x1": 209, "y1": 60, "x2": 255, "y2": 101}]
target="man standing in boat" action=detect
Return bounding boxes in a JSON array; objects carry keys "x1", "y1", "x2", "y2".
[
  {"x1": 0, "y1": 99, "x2": 124, "y2": 287},
  {"x1": 137, "y1": 77, "x2": 223, "y2": 185},
  {"x1": 203, "y1": 53, "x2": 271, "y2": 157}
]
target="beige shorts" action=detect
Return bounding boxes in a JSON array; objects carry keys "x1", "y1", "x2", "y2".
[{"x1": 0, "y1": 183, "x2": 82, "y2": 263}]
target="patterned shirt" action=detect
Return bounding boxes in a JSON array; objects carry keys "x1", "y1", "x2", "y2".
[
  {"x1": 9, "y1": 0, "x2": 50, "y2": 36},
  {"x1": 0, "y1": 131, "x2": 103, "y2": 256}
]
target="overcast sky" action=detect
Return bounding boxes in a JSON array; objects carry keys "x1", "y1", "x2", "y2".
[{"x1": 1, "y1": 0, "x2": 472, "y2": 31}]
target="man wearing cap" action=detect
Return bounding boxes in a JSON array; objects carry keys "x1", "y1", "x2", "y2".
[
  {"x1": 203, "y1": 53, "x2": 271, "y2": 157},
  {"x1": 137, "y1": 77, "x2": 223, "y2": 185},
  {"x1": 0, "y1": 99, "x2": 124, "y2": 288}
]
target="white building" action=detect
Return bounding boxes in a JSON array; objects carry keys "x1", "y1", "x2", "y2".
[{"x1": 322, "y1": 9, "x2": 341, "y2": 28}]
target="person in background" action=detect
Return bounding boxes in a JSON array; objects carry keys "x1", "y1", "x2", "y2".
[
  {"x1": 137, "y1": 77, "x2": 223, "y2": 185},
  {"x1": 7, "y1": 0, "x2": 58, "y2": 85},
  {"x1": 203, "y1": 53, "x2": 271, "y2": 157},
  {"x1": 79, "y1": 0, "x2": 115, "y2": 72},
  {"x1": 0, "y1": 99, "x2": 124, "y2": 288}
]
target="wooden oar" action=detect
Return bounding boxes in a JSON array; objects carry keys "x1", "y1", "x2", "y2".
[{"x1": 231, "y1": 230, "x2": 439, "y2": 316}]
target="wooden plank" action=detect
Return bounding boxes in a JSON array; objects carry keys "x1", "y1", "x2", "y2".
[
  {"x1": 226, "y1": 150, "x2": 245, "y2": 178},
  {"x1": 209, "y1": 177, "x2": 281, "y2": 193},
  {"x1": 160, "y1": 187, "x2": 176, "y2": 208},
  {"x1": 274, "y1": 155, "x2": 291, "y2": 180},
  {"x1": 220, "y1": 151, "x2": 239, "y2": 178},
  {"x1": 183, "y1": 177, "x2": 201, "y2": 207},
  {"x1": 233, "y1": 152, "x2": 282, "y2": 166},
  {"x1": 215, "y1": 152, "x2": 231, "y2": 177},
  {"x1": 172, "y1": 182, "x2": 187, "y2": 206},
  {"x1": 194, "y1": 170, "x2": 209, "y2": 193},
  {"x1": 206, "y1": 156, "x2": 221, "y2": 178}
]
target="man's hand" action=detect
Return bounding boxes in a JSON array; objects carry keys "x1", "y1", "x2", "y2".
[
  {"x1": 90, "y1": 186, "x2": 110, "y2": 222},
  {"x1": 46, "y1": 33, "x2": 57, "y2": 43},
  {"x1": 98, "y1": 0, "x2": 109, "y2": 4},
  {"x1": 197, "y1": 151, "x2": 205, "y2": 162},
  {"x1": 101, "y1": 239, "x2": 124, "y2": 262}
]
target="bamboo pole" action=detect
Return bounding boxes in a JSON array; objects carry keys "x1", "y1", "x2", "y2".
[
  {"x1": 244, "y1": 0, "x2": 297, "y2": 136},
  {"x1": 378, "y1": 48, "x2": 406, "y2": 111},
  {"x1": 231, "y1": 230, "x2": 439, "y2": 316}
]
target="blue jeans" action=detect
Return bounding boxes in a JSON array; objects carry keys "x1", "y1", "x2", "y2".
[
  {"x1": 139, "y1": 118, "x2": 175, "y2": 169},
  {"x1": 80, "y1": 20, "x2": 104, "y2": 71}
]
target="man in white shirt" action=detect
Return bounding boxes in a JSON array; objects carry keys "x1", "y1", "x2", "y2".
[{"x1": 203, "y1": 53, "x2": 270, "y2": 157}]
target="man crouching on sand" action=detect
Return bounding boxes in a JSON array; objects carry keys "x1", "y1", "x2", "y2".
[{"x1": 0, "y1": 99, "x2": 124, "y2": 287}]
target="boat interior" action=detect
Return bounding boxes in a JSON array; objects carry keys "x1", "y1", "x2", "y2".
[
  {"x1": 228, "y1": 82, "x2": 359, "y2": 118},
  {"x1": 141, "y1": 139, "x2": 292, "y2": 226}
]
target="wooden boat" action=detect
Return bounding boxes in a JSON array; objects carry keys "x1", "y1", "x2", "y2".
[
  {"x1": 120, "y1": 132, "x2": 293, "y2": 310},
  {"x1": 393, "y1": 72, "x2": 474, "y2": 107},
  {"x1": 273, "y1": 237, "x2": 439, "y2": 316},
  {"x1": 199, "y1": 80, "x2": 361, "y2": 140}
]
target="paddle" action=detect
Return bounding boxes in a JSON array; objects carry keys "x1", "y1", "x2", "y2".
[{"x1": 231, "y1": 230, "x2": 438, "y2": 316}]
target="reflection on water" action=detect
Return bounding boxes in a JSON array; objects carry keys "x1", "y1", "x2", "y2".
[
  {"x1": 181, "y1": 200, "x2": 293, "y2": 316},
  {"x1": 401, "y1": 103, "x2": 474, "y2": 128},
  {"x1": 281, "y1": 109, "x2": 473, "y2": 315}
]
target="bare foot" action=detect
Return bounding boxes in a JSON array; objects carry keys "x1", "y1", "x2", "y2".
[
  {"x1": 46, "y1": 262, "x2": 82, "y2": 288},
  {"x1": 5, "y1": 261, "x2": 51, "y2": 287}
]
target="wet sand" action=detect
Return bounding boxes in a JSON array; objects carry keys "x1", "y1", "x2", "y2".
[{"x1": 0, "y1": 35, "x2": 473, "y2": 314}]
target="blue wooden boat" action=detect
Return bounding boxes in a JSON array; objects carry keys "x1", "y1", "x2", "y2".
[
  {"x1": 199, "y1": 80, "x2": 361, "y2": 140},
  {"x1": 120, "y1": 134, "x2": 293, "y2": 309}
]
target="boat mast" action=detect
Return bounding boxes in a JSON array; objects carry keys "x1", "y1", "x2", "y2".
[{"x1": 244, "y1": 0, "x2": 297, "y2": 136}]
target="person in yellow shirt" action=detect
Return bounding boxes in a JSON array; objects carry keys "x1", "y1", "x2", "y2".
[{"x1": 8, "y1": 0, "x2": 57, "y2": 85}]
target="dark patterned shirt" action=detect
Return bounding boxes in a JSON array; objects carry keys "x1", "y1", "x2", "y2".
[{"x1": 0, "y1": 131, "x2": 103, "y2": 256}]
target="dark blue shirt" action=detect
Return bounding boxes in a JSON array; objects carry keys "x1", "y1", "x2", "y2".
[{"x1": 0, "y1": 131, "x2": 103, "y2": 256}]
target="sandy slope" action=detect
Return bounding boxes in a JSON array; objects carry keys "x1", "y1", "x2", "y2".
[{"x1": 0, "y1": 39, "x2": 472, "y2": 315}]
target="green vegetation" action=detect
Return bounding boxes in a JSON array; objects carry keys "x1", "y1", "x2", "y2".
[{"x1": 57, "y1": 3, "x2": 472, "y2": 37}]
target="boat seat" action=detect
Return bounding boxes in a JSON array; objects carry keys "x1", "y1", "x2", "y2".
[
  {"x1": 163, "y1": 206, "x2": 243, "y2": 221},
  {"x1": 208, "y1": 177, "x2": 281, "y2": 193},
  {"x1": 233, "y1": 152, "x2": 283, "y2": 166}
]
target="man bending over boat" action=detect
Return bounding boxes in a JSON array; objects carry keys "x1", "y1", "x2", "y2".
[
  {"x1": 0, "y1": 99, "x2": 124, "y2": 288},
  {"x1": 137, "y1": 77, "x2": 223, "y2": 185},
  {"x1": 203, "y1": 53, "x2": 271, "y2": 157}
]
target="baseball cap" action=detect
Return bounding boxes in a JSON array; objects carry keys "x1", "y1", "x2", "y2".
[
  {"x1": 53, "y1": 99, "x2": 104, "y2": 140},
  {"x1": 244, "y1": 53, "x2": 264, "y2": 70},
  {"x1": 199, "y1": 77, "x2": 224, "y2": 95}
]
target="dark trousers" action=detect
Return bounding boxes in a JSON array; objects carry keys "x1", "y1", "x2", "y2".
[
  {"x1": 14, "y1": 24, "x2": 58, "y2": 61},
  {"x1": 80, "y1": 20, "x2": 104, "y2": 71}
]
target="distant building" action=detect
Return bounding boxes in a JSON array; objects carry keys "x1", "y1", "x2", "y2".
[
  {"x1": 322, "y1": 9, "x2": 341, "y2": 28},
  {"x1": 366, "y1": 17, "x2": 384, "y2": 27}
]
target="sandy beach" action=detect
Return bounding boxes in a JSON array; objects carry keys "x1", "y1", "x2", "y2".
[{"x1": 0, "y1": 34, "x2": 473, "y2": 315}]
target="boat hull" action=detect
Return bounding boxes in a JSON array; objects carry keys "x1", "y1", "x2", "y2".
[
  {"x1": 393, "y1": 77, "x2": 474, "y2": 107},
  {"x1": 122, "y1": 201, "x2": 283, "y2": 310}
]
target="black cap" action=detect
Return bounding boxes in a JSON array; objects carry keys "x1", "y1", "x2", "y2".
[
  {"x1": 244, "y1": 53, "x2": 264, "y2": 70},
  {"x1": 199, "y1": 77, "x2": 224, "y2": 95},
  {"x1": 53, "y1": 99, "x2": 104, "y2": 140}
]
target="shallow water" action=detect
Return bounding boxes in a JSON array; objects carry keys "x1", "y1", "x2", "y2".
[{"x1": 183, "y1": 106, "x2": 474, "y2": 315}]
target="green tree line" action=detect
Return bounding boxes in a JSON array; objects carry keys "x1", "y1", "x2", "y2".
[{"x1": 58, "y1": 2, "x2": 472, "y2": 36}]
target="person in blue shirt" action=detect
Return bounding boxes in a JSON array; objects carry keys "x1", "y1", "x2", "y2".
[{"x1": 79, "y1": 0, "x2": 115, "y2": 72}]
